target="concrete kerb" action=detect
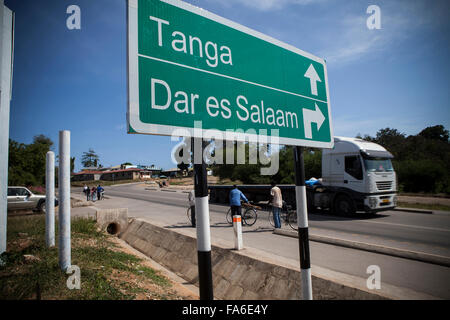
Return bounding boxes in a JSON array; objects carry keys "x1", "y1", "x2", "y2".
[
  {"x1": 274, "y1": 228, "x2": 450, "y2": 268},
  {"x1": 120, "y1": 218, "x2": 390, "y2": 300},
  {"x1": 393, "y1": 207, "x2": 433, "y2": 214}
]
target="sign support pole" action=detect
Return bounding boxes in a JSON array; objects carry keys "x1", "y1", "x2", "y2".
[
  {"x1": 45, "y1": 151, "x2": 55, "y2": 247},
  {"x1": 293, "y1": 146, "x2": 313, "y2": 300},
  {"x1": 193, "y1": 138, "x2": 214, "y2": 300},
  {"x1": 58, "y1": 130, "x2": 71, "y2": 271}
]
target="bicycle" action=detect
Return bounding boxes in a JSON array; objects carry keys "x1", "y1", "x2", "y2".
[
  {"x1": 187, "y1": 206, "x2": 192, "y2": 224},
  {"x1": 226, "y1": 202, "x2": 260, "y2": 226},
  {"x1": 268, "y1": 204, "x2": 297, "y2": 230}
]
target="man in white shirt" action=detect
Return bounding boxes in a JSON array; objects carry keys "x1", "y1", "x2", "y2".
[{"x1": 270, "y1": 182, "x2": 282, "y2": 228}]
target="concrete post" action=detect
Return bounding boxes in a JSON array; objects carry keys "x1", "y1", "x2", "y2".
[
  {"x1": 58, "y1": 131, "x2": 71, "y2": 270},
  {"x1": 0, "y1": 0, "x2": 6, "y2": 261},
  {"x1": 233, "y1": 215, "x2": 243, "y2": 250},
  {"x1": 46, "y1": 151, "x2": 55, "y2": 247},
  {"x1": 0, "y1": 2, "x2": 12, "y2": 261}
]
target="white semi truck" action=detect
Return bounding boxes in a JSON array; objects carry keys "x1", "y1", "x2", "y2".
[
  {"x1": 308, "y1": 136, "x2": 397, "y2": 215},
  {"x1": 208, "y1": 136, "x2": 398, "y2": 215}
]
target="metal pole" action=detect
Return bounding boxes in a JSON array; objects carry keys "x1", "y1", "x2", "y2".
[
  {"x1": 193, "y1": 138, "x2": 213, "y2": 300},
  {"x1": 0, "y1": 1, "x2": 9, "y2": 260},
  {"x1": 46, "y1": 151, "x2": 55, "y2": 247},
  {"x1": 293, "y1": 146, "x2": 313, "y2": 300},
  {"x1": 58, "y1": 131, "x2": 71, "y2": 271}
]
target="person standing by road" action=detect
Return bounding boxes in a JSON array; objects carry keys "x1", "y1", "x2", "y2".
[
  {"x1": 188, "y1": 189, "x2": 196, "y2": 227},
  {"x1": 97, "y1": 185, "x2": 104, "y2": 201},
  {"x1": 229, "y1": 185, "x2": 249, "y2": 217},
  {"x1": 91, "y1": 186, "x2": 97, "y2": 201},
  {"x1": 270, "y1": 181, "x2": 282, "y2": 229},
  {"x1": 83, "y1": 185, "x2": 89, "y2": 201}
]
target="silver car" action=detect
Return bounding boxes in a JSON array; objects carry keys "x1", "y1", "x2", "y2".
[{"x1": 7, "y1": 186, "x2": 55, "y2": 212}]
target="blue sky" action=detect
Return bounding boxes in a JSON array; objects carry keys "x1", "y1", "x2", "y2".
[{"x1": 5, "y1": 0, "x2": 450, "y2": 171}]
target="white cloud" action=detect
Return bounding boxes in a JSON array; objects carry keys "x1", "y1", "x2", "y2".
[{"x1": 319, "y1": 2, "x2": 448, "y2": 66}]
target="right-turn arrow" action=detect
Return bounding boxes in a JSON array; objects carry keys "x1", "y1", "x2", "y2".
[{"x1": 303, "y1": 103, "x2": 325, "y2": 139}]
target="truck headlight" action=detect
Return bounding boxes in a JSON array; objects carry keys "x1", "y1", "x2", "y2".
[{"x1": 369, "y1": 197, "x2": 377, "y2": 209}]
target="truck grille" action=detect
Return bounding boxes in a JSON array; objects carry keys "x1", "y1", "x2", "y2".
[{"x1": 376, "y1": 181, "x2": 393, "y2": 191}]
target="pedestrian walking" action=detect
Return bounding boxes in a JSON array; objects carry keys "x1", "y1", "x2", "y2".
[
  {"x1": 97, "y1": 185, "x2": 104, "y2": 201},
  {"x1": 91, "y1": 186, "x2": 97, "y2": 201},
  {"x1": 83, "y1": 185, "x2": 89, "y2": 201}
]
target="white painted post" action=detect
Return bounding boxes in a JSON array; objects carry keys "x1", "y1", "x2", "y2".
[
  {"x1": 233, "y1": 215, "x2": 243, "y2": 250},
  {"x1": 58, "y1": 131, "x2": 71, "y2": 271},
  {"x1": 0, "y1": 0, "x2": 6, "y2": 262},
  {"x1": 0, "y1": 3, "x2": 13, "y2": 262},
  {"x1": 46, "y1": 151, "x2": 55, "y2": 247}
]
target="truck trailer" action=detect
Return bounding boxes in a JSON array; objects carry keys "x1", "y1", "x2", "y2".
[{"x1": 208, "y1": 137, "x2": 397, "y2": 215}]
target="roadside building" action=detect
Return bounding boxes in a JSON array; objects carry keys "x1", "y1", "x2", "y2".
[
  {"x1": 100, "y1": 168, "x2": 142, "y2": 181},
  {"x1": 71, "y1": 171, "x2": 103, "y2": 182},
  {"x1": 161, "y1": 168, "x2": 182, "y2": 178}
]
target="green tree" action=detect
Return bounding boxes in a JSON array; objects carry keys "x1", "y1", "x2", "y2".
[
  {"x1": 81, "y1": 149, "x2": 100, "y2": 168},
  {"x1": 8, "y1": 135, "x2": 53, "y2": 186},
  {"x1": 419, "y1": 125, "x2": 449, "y2": 142},
  {"x1": 361, "y1": 125, "x2": 450, "y2": 194}
]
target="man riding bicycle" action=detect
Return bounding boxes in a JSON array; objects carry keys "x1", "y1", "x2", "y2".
[{"x1": 229, "y1": 185, "x2": 249, "y2": 217}]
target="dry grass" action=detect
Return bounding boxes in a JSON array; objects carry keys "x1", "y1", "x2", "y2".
[{"x1": 0, "y1": 215, "x2": 196, "y2": 300}]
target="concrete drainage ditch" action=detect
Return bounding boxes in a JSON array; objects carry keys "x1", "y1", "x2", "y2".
[{"x1": 117, "y1": 218, "x2": 388, "y2": 300}]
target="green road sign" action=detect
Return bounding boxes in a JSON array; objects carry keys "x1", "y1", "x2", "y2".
[{"x1": 127, "y1": 0, "x2": 334, "y2": 148}]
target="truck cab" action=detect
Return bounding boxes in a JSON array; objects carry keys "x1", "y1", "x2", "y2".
[{"x1": 318, "y1": 137, "x2": 397, "y2": 214}]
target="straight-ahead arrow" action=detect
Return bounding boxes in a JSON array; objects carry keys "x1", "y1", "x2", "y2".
[
  {"x1": 304, "y1": 64, "x2": 321, "y2": 96},
  {"x1": 303, "y1": 103, "x2": 325, "y2": 139}
]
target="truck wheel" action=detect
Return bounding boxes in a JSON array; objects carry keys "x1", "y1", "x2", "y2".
[{"x1": 334, "y1": 195, "x2": 355, "y2": 216}]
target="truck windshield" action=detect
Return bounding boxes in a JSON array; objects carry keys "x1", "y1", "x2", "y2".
[{"x1": 363, "y1": 158, "x2": 394, "y2": 172}]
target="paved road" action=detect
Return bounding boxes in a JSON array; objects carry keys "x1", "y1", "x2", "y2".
[{"x1": 78, "y1": 183, "x2": 450, "y2": 299}]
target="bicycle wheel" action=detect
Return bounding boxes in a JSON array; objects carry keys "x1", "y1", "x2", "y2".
[
  {"x1": 268, "y1": 210, "x2": 275, "y2": 227},
  {"x1": 187, "y1": 207, "x2": 192, "y2": 223},
  {"x1": 287, "y1": 211, "x2": 298, "y2": 230},
  {"x1": 226, "y1": 208, "x2": 233, "y2": 224},
  {"x1": 243, "y1": 208, "x2": 257, "y2": 226}
]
